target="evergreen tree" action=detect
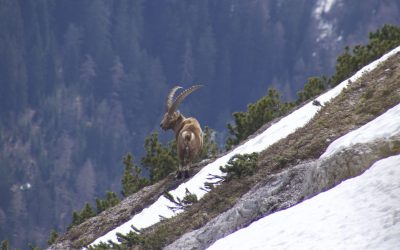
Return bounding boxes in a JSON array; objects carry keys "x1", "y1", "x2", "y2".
[
  {"x1": 331, "y1": 25, "x2": 400, "y2": 86},
  {"x1": 121, "y1": 153, "x2": 149, "y2": 198},
  {"x1": 28, "y1": 243, "x2": 41, "y2": 250},
  {"x1": 198, "y1": 126, "x2": 219, "y2": 160},
  {"x1": 0, "y1": 0, "x2": 27, "y2": 116},
  {"x1": 141, "y1": 133, "x2": 178, "y2": 182},
  {"x1": 296, "y1": 77, "x2": 328, "y2": 103},
  {"x1": 96, "y1": 191, "x2": 120, "y2": 213},
  {"x1": 79, "y1": 54, "x2": 96, "y2": 84},
  {"x1": 226, "y1": 88, "x2": 293, "y2": 149},
  {"x1": 111, "y1": 56, "x2": 125, "y2": 89},
  {"x1": 82, "y1": 0, "x2": 113, "y2": 97},
  {"x1": 111, "y1": 0, "x2": 144, "y2": 68},
  {"x1": 1, "y1": 240, "x2": 9, "y2": 250},
  {"x1": 71, "y1": 203, "x2": 96, "y2": 226},
  {"x1": 20, "y1": 0, "x2": 57, "y2": 107},
  {"x1": 62, "y1": 23, "x2": 83, "y2": 85}
]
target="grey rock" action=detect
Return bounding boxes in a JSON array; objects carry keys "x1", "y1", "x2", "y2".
[{"x1": 165, "y1": 136, "x2": 400, "y2": 250}]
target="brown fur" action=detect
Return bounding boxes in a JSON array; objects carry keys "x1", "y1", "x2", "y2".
[
  {"x1": 160, "y1": 86, "x2": 203, "y2": 178},
  {"x1": 176, "y1": 118, "x2": 203, "y2": 166}
]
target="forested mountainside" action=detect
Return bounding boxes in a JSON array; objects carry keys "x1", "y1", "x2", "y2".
[{"x1": 1, "y1": 0, "x2": 400, "y2": 248}]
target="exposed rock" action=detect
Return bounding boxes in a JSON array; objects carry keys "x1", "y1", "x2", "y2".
[{"x1": 165, "y1": 136, "x2": 400, "y2": 250}]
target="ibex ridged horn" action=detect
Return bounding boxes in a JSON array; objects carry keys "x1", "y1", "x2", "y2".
[
  {"x1": 170, "y1": 85, "x2": 203, "y2": 114},
  {"x1": 166, "y1": 86, "x2": 183, "y2": 112}
]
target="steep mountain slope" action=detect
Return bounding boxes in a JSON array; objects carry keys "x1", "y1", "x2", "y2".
[
  {"x1": 2, "y1": 1, "x2": 400, "y2": 248},
  {"x1": 49, "y1": 46, "x2": 400, "y2": 249},
  {"x1": 169, "y1": 103, "x2": 400, "y2": 249},
  {"x1": 164, "y1": 47, "x2": 400, "y2": 250}
]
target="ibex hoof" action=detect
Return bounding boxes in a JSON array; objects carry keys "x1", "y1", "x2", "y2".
[
  {"x1": 176, "y1": 171, "x2": 183, "y2": 179},
  {"x1": 184, "y1": 170, "x2": 190, "y2": 179}
]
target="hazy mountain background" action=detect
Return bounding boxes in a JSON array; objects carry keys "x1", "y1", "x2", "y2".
[{"x1": 0, "y1": 0, "x2": 399, "y2": 248}]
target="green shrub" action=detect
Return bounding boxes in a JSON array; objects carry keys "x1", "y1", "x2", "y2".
[
  {"x1": 115, "y1": 229, "x2": 144, "y2": 248},
  {"x1": 47, "y1": 230, "x2": 59, "y2": 246},
  {"x1": 164, "y1": 188, "x2": 198, "y2": 212},
  {"x1": 28, "y1": 243, "x2": 41, "y2": 250},
  {"x1": 220, "y1": 153, "x2": 259, "y2": 181}
]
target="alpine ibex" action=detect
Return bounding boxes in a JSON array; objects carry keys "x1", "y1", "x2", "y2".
[{"x1": 160, "y1": 85, "x2": 203, "y2": 179}]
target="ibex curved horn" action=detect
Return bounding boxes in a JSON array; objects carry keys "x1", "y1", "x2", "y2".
[
  {"x1": 166, "y1": 86, "x2": 183, "y2": 112},
  {"x1": 170, "y1": 85, "x2": 203, "y2": 114}
]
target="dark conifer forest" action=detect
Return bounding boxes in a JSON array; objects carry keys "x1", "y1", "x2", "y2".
[{"x1": 0, "y1": 0, "x2": 399, "y2": 248}]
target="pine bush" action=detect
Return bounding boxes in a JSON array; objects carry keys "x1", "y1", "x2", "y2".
[{"x1": 220, "y1": 153, "x2": 259, "y2": 181}]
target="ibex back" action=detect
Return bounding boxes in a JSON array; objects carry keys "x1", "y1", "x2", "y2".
[{"x1": 160, "y1": 85, "x2": 203, "y2": 179}]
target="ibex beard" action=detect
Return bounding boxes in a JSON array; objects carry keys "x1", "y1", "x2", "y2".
[{"x1": 160, "y1": 85, "x2": 203, "y2": 179}]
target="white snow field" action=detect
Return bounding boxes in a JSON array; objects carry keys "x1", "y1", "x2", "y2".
[
  {"x1": 322, "y1": 103, "x2": 400, "y2": 158},
  {"x1": 89, "y1": 46, "x2": 400, "y2": 247},
  {"x1": 208, "y1": 154, "x2": 400, "y2": 250}
]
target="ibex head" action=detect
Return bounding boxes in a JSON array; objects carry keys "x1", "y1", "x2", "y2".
[{"x1": 160, "y1": 85, "x2": 202, "y2": 131}]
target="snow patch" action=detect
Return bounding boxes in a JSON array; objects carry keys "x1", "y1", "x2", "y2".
[
  {"x1": 208, "y1": 154, "x2": 400, "y2": 250},
  {"x1": 321, "y1": 103, "x2": 400, "y2": 158},
  {"x1": 314, "y1": 0, "x2": 337, "y2": 17},
  {"x1": 314, "y1": 0, "x2": 338, "y2": 41}
]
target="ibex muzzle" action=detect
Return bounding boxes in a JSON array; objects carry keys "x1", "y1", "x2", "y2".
[{"x1": 160, "y1": 85, "x2": 203, "y2": 179}]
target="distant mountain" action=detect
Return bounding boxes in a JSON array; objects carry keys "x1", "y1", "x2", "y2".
[{"x1": 0, "y1": 0, "x2": 399, "y2": 248}]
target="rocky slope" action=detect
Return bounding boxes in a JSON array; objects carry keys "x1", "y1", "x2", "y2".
[
  {"x1": 167, "y1": 137, "x2": 400, "y2": 249},
  {"x1": 162, "y1": 49, "x2": 400, "y2": 250},
  {"x1": 50, "y1": 48, "x2": 400, "y2": 249}
]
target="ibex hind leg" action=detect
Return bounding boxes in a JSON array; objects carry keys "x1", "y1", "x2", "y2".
[
  {"x1": 183, "y1": 145, "x2": 191, "y2": 178},
  {"x1": 176, "y1": 164, "x2": 184, "y2": 179},
  {"x1": 184, "y1": 163, "x2": 191, "y2": 178},
  {"x1": 176, "y1": 149, "x2": 189, "y2": 179}
]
